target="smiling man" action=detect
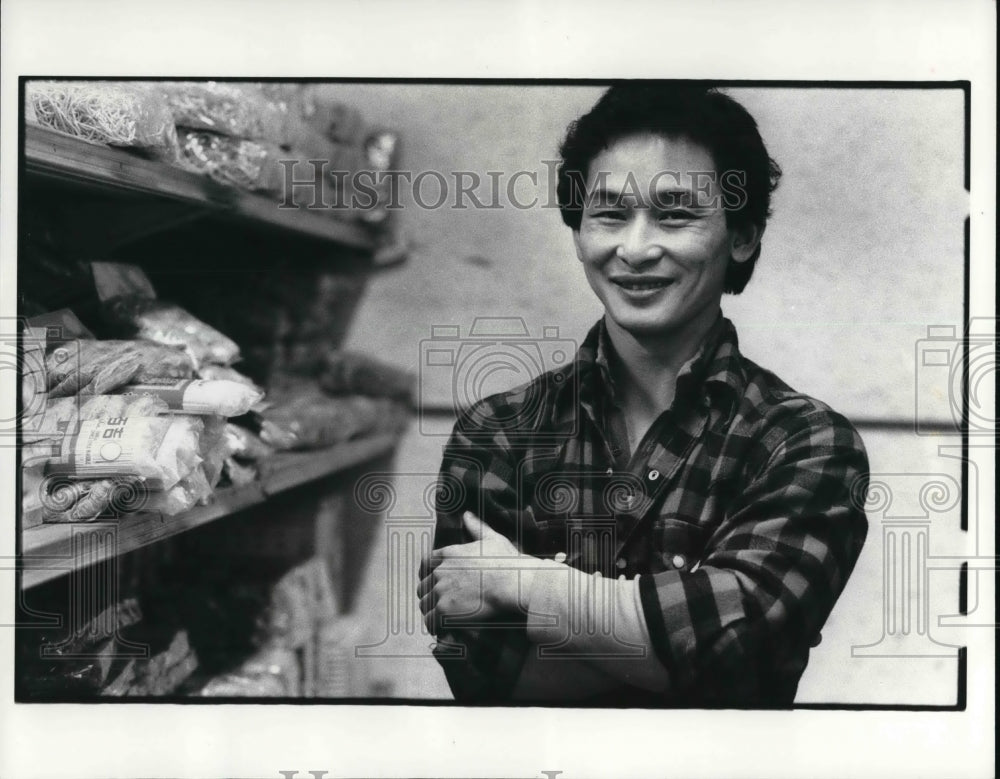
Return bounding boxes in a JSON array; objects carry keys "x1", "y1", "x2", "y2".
[{"x1": 418, "y1": 84, "x2": 870, "y2": 706}]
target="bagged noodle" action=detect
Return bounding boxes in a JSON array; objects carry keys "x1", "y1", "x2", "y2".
[
  {"x1": 176, "y1": 130, "x2": 285, "y2": 193},
  {"x1": 91, "y1": 262, "x2": 241, "y2": 369},
  {"x1": 42, "y1": 478, "x2": 121, "y2": 523},
  {"x1": 26, "y1": 81, "x2": 179, "y2": 160},
  {"x1": 45, "y1": 339, "x2": 194, "y2": 398},
  {"x1": 260, "y1": 389, "x2": 382, "y2": 450},
  {"x1": 222, "y1": 457, "x2": 258, "y2": 488},
  {"x1": 316, "y1": 350, "x2": 415, "y2": 403},
  {"x1": 257, "y1": 418, "x2": 299, "y2": 451},
  {"x1": 23, "y1": 395, "x2": 167, "y2": 524},
  {"x1": 230, "y1": 411, "x2": 299, "y2": 452},
  {"x1": 46, "y1": 414, "x2": 203, "y2": 491},
  {"x1": 46, "y1": 345, "x2": 142, "y2": 398},
  {"x1": 224, "y1": 423, "x2": 274, "y2": 462},
  {"x1": 22, "y1": 395, "x2": 168, "y2": 459},
  {"x1": 102, "y1": 297, "x2": 240, "y2": 368},
  {"x1": 197, "y1": 415, "x2": 230, "y2": 489},
  {"x1": 104, "y1": 630, "x2": 199, "y2": 697},
  {"x1": 157, "y1": 81, "x2": 284, "y2": 141},
  {"x1": 144, "y1": 465, "x2": 213, "y2": 516},
  {"x1": 196, "y1": 364, "x2": 263, "y2": 394},
  {"x1": 34, "y1": 395, "x2": 168, "y2": 441},
  {"x1": 115, "y1": 379, "x2": 263, "y2": 417}
]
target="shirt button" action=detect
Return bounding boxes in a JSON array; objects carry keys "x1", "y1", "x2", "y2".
[
  {"x1": 616, "y1": 558, "x2": 627, "y2": 570},
  {"x1": 554, "y1": 552, "x2": 567, "y2": 564},
  {"x1": 648, "y1": 469, "x2": 660, "y2": 481},
  {"x1": 671, "y1": 554, "x2": 686, "y2": 569}
]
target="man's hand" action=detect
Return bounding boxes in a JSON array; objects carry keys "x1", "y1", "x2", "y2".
[{"x1": 418, "y1": 511, "x2": 539, "y2": 635}]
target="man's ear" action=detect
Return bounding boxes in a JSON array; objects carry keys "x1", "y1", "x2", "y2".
[{"x1": 730, "y1": 224, "x2": 762, "y2": 264}]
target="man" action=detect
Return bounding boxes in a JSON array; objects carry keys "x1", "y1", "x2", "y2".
[{"x1": 418, "y1": 84, "x2": 869, "y2": 706}]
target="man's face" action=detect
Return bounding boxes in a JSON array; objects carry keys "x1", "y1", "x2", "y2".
[{"x1": 573, "y1": 132, "x2": 756, "y2": 340}]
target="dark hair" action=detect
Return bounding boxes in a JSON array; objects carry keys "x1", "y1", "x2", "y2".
[{"x1": 557, "y1": 84, "x2": 782, "y2": 294}]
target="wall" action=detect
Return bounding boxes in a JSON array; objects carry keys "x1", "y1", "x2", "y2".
[{"x1": 323, "y1": 84, "x2": 971, "y2": 703}]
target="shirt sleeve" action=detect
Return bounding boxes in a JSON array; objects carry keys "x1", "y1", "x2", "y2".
[
  {"x1": 519, "y1": 561, "x2": 671, "y2": 693},
  {"x1": 636, "y1": 405, "x2": 870, "y2": 705},
  {"x1": 429, "y1": 404, "x2": 534, "y2": 702}
]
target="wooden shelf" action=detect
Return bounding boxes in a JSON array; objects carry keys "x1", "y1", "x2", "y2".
[
  {"x1": 20, "y1": 433, "x2": 398, "y2": 590},
  {"x1": 24, "y1": 124, "x2": 375, "y2": 251}
]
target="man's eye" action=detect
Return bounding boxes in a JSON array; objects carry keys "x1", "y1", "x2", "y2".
[
  {"x1": 591, "y1": 211, "x2": 626, "y2": 220},
  {"x1": 659, "y1": 210, "x2": 696, "y2": 221}
]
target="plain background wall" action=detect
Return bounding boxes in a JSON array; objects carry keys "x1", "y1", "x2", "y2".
[{"x1": 321, "y1": 84, "x2": 970, "y2": 703}]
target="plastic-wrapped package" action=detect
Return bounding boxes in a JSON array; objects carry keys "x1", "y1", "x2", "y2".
[
  {"x1": 222, "y1": 456, "x2": 258, "y2": 487},
  {"x1": 198, "y1": 415, "x2": 230, "y2": 489},
  {"x1": 46, "y1": 414, "x2": 203, "y2": 491},
  {"x1": 102, "y1": 297, "x2": 241, "y2": 368},
  {"x1": 91, "y1": 262, "x2": 242, "y2": 369},
  {"x1": 42, "y1": 478, "x2": 118, "y2": 523},
  {"x1": 317, "y1": 350, "x2": 415, "y2": 403},
  {"x1": 231, "y1": 411, "x2": 299, "y2": 452},
  {"x1": 193, "y1": 645, "x2": 300, "y2": 697},
  {"x1": 224, "y1": 423, "x2": 274, "y2": 462},
  {"x1": 20, "y1": 326, "x2": 49, "y2": 437},
  {"x1": 115, "y1": 379, "x2": 263, "y2": 417},
  {"x1": 24, "y1": 394, "x2": 162, "y2": 524},
  {"x1": 196, "y1": 364, "x2": 263, "y2": 394},
  {"x1": 36, "y1": 394, "x2": 169, "y2": 443},
  {"x1": 46, "y1": 343, "x2": 142, "y2": 398},
  {"x1": 110, "y1": 630, "x2": 198, "y2": 696},
  {"x1": 144, "y1": 465, "x2": 212, "y2": 516},
  {"x1": 257, "y1": 418, "x2": 299, "y2": 451},
  {"x1": 193, "y1": 668, "x2": 285, "y2": 697},
  {"x1": 22, "y1": 597, "x2": 144, "y2": 695},
  {"x1": 44, "y1": 339, "x2": 194, "y2": 398},
  {"x1": 155, "y1": 415, "x2": 205, "y2": 486},
  {"x1": 80, "y1": 392, "x2": 169, "y2": 421},
  {"x1": 21, "y1": 460, "x2": 46, "y2": 529},
  {"x1": 260, "y1": 389, "x2": 382, "y2": 450},
  {"x1": 158, "y1": 81, "x2": 284, "y2": 141},
  {"x1": 176, "y1": 130, "x2": 285, "y2": 192},
  {"x1": 26, "y1": 80, "x2": 179, "y2": 159}
]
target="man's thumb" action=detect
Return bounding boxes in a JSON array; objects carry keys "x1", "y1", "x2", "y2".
[{"x1": 462, "y1": 510, "x2": 489, "y2": 540}]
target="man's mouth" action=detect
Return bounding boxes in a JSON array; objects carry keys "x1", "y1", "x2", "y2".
[{"x1": 611, "y1": 277, "x2": 675, "y2": 291}]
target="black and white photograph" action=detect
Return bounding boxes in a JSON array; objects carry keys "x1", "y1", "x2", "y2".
[{"x1": 0, "y1": 2, "x2": 995, "y2": 778}]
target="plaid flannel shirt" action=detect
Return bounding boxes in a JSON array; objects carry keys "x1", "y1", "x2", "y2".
[{"x1": 431, "y1": 314, "x2": 869, "y2": 706}]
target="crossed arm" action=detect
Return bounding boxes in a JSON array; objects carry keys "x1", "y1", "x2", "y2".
[{"x1": 419, "y1": 405, "x2": 870, "y2": 704}]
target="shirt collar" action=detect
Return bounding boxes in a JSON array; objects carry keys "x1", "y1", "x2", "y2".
[{"x1": 566, "y1": 313, "x2": 746, "y2": 426}]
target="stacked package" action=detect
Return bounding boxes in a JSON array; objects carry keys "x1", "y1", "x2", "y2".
[
  {"x1": 154, "y1": 81, "x2": 287, "y2": 193},
  {"x1": 24, "y1": 79, "x2": 402, "y2": 233},
  {"x1": 256, "y1": 347, "x2": 415, "y2": 452},
  {"x1": 186, "y1": 557, "x2": 338, "y2": 697},
  {"x1": 25, "y1": 80, "x2": 179, "y2": 161},
  {"x1": 18, "y1": 584, "x2": 201, "y2": 699},
  {"x1": 21, "y1": 264, "x2": 264, "y2": 527}
]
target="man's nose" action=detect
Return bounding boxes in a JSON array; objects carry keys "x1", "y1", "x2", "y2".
[{"x1": 616, "y1": 218, "x2": 665, "y2": 266}]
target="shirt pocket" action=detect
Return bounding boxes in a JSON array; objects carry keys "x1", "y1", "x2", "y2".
[{"x1": 650, "y1": 515, "x2": 708, "y2": 574}]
